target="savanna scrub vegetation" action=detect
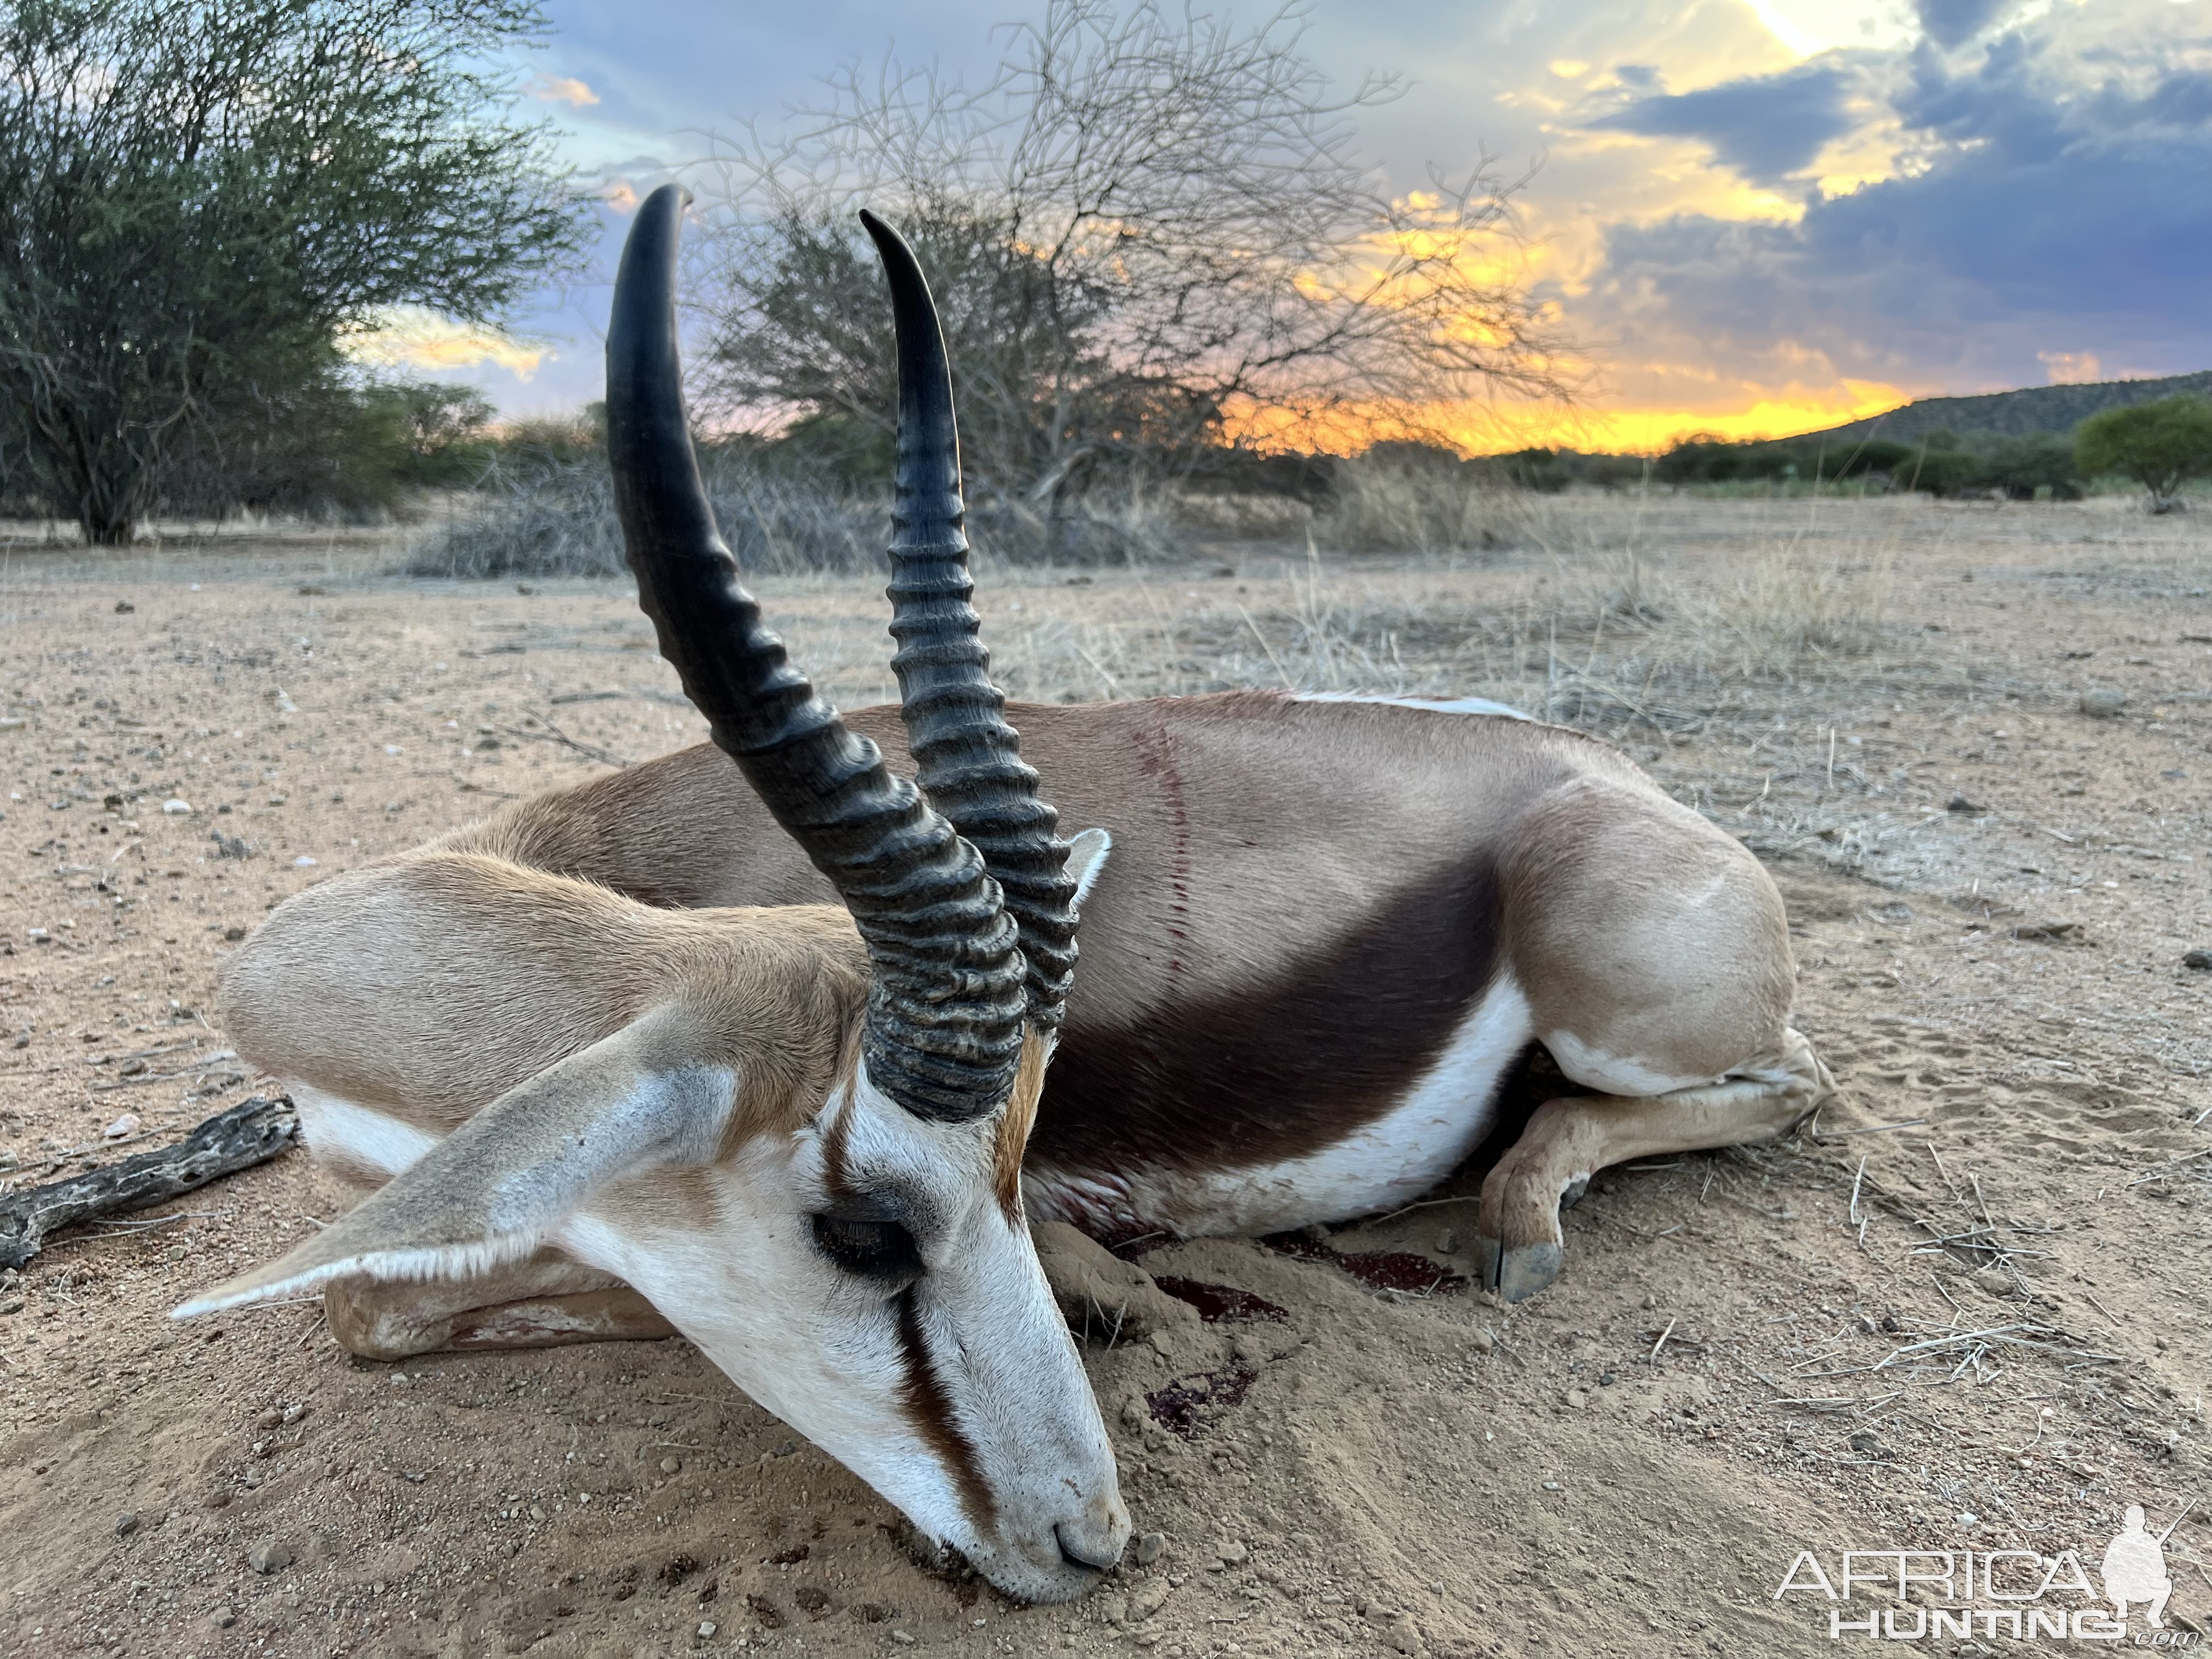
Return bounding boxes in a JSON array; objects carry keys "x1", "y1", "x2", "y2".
[
  {"x1": 0, "y1": 0, "x2": 589, "y2": 544},
  {"x1": 1, "y1": 0, "x2": 2201, "y2": 577}
]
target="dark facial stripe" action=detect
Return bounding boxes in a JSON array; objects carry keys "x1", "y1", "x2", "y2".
[
  {"x1": 1032, "y1": 856, "x2": 1503, "y2": 1176},
  {"x1": 895, "y1": 1286, "x2": 997, "y2": 1534}
]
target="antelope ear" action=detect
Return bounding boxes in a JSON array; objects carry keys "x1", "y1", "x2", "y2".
[
  {"x1": 172, "y1": 1006, "x2": 732, "y2": 1317},
  {"x1": 1066, "y1": 828, "x2": 1111, "y2": 907}
]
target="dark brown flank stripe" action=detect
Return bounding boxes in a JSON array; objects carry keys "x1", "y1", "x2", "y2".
[
  {"x1": 1032, "y1": 856, "x2": 1505, "y2": 1178},
  {"x1": 895, "y1": 1287, "x2": 996, "y2": 1532}
]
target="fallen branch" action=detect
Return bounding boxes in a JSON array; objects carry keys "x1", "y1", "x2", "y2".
[{"x1": 0, "y1": 1095, "x2": 296, "y2": 1270}]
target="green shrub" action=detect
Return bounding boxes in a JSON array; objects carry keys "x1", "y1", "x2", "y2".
[{"x1": 2075, "y1": 396, "x2": 2212, "y2": 511}]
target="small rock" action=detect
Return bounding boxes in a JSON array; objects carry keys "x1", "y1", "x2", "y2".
[
  {"x1": 1848, "y1": 1430, "x2": 1892, "y2": 1459},
  {"x1": 161, "y1": 799, "x2": 191, "y2": 815},
  {"x1": 2183, "y1": 949, "x2": 2212, "y2": 970},
  {"x1": 1541, "y1": 1480, "x2": 1563, "y2": 1491},
  {"x1": 247, "y1": 1538, "x2": 295, "y2": 1575},
  {"x1": 1435, "y1": 1228, "x2": 1458, "y2": 1254},
  {"x1": 1216, "y1": 1539, "x2": 1249, "y2": 1566},
  {"x1": 1296, "y1": 1222, "x2": 1330, "y2": 1244},
  {"x1": 2080, "y1": 687, "x2": 2128, "y2": 719},
  {"x1": 293, "y1": 855, "x2": 318, "y2": 868},
  {"x1": 389, "y1": 1371, "x2": 409, "y2": 1386},
  {"x1": 1129, "y1": 1578, "x2": 1172, "y2": 1621},
  {"x1": 114, "y1": 600, "x2": 135, "y2": 614},
  {"x1": 215, "y1": 1610, "x2": 235, "y2": 1628},
  {"x1": 255, "y1": 1407, "x2": 282, "y2": 1430},
  {"x1": 1564, "y1": 1388, "x2": 1589, "y2": 1410},
  {"x1": 660, "y1": 1457, "x2": 681, "y2": 1475},
  {"x1": 696, "y1": 1621, "x2": 716, "y2": 1639},
  {"x1": 102, "y1": 1113, "x2": 140, "y2": 1141},
  {"x1": 114, "y1": 1511, "x2": 138, "y2": 1538},
  {"x1": 1598, "y1": 1370, "x2": 1617, "y2": 1386},
  {"x1": 1134, "y1": 1531, "x2": 1166, "y2": 1566},
  {"x1": 891, "y1": 1634, "x2": 916, "y2": 1649},
  {"x1": 1469, "y1": 1328, "x2": 1494, "y2": 1354},
  {"x1": 1945, "y1": 795, "x2": 1980, "y2": 814},
  {"x1": 0, "y1": 1297, "x2": 24, "y2": 1316}
]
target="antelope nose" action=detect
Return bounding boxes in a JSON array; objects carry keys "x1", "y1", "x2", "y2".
[{"x1": 1055, "y1": 1500, "x2": 1130, "y2": 1574}]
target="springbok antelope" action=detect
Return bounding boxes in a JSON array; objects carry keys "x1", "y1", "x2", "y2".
[{"x1": 178, "y1": 184, "x2": 1831, "y2": 1601}]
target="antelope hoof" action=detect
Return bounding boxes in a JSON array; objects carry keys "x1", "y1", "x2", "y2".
[
  {"x1": 1496, "y1": 1242, "x2": 1562, "y2": 1303},
  {"x1": 1470, "y1": 1235, "x2": 1564, "y2": 1302},
  {"x1": 1472, "y1": 1233, "x2": 1500, "y2": 1290}
]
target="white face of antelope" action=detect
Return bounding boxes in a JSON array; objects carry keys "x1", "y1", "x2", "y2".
[{"x1": 561, "y1": 1057, "x2": 1128, "y2": 1604}]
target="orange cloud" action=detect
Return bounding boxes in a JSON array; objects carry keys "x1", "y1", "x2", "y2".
[
  {"x1": 527, "y1": 73, "x2": 600, "y2": 108},
  {"x1": 2038, "y1": 352, "x2": 2102, "y2": 385},
  {"x1": 343, "y1": 307, "x2": 546, "y2": 381}
]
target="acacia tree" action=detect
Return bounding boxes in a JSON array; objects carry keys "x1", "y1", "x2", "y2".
[
  {"x1": 0, "y1": 0, "x2": 589, "y2": 544},
  {"x1": 2075, "y1": 396, "x2": 2212, "y2": 514},
  {"x1": 698, "y1": 0, "x2": 1573, "y2": 553}
]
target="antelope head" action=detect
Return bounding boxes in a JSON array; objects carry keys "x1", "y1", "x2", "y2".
[{"x1": 174, "y1": 184, "x2": 1127, "y2": 1602}]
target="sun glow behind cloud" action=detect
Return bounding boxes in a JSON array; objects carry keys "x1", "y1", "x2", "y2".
[{"x1": 1452, "y1": 382, "x2": 1912, "y2": 455}]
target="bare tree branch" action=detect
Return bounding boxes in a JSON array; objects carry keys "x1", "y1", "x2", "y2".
[{"x1": 692, "y1": 0, "x2": 1580, "y2": 553}]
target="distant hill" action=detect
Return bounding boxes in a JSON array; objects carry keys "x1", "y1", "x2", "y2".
[{"x1": 1803, "y1": 369, "x2": 2212, "y2": 445}]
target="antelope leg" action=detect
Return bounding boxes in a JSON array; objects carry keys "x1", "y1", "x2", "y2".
[{"x1": 1473, "y1": 1027, "x2": 1831, "y2": 1302}]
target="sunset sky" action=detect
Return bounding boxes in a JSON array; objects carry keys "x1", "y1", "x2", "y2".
[{"x1": 371, "y1": 0, "x2": 2212, "y2": 454}]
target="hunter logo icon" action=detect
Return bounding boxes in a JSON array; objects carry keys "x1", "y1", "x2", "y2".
[{"x1": 2103, "y1": 1502, "x2": 2184, "y2": 1628}]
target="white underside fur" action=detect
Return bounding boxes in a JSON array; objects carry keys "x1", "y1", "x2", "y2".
[
  {"x1": 1294, "y1": 691, "x2": 1533, "y2": 720},
  {"x1": 1028, "y1": 975, "x2": 1536, "y2": 1237},
  {"x1": 291, "y1": 1083, "x2": 439, "y2": 1178}
]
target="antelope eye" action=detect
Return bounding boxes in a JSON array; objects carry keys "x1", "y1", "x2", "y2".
[{"x1": 810, "y1": 1213, "x2": 923, "y2": 1280}]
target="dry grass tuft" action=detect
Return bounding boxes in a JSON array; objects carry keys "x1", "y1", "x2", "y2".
[{"x1": 1318, "y1": 449, "x2": 1523, "y2": 555}]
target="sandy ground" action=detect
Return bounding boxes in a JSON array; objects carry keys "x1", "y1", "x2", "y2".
[{"x1": 1, "y1": 493, "x2": 2209, "y2": 1658}]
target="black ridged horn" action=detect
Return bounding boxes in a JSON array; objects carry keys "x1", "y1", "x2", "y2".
[
  {"x1": 607, "y1": 183, "x2": 1024, "y2": 1121},
  {"x1": 858, "y1": 210, "x2": 1080, "y2": 1032}
]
